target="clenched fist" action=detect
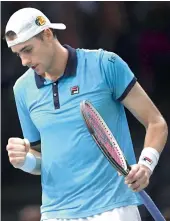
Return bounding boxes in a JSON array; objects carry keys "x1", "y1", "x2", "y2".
[{"x1": 6, "y1": 138, "x2": 30, "y2": 168}]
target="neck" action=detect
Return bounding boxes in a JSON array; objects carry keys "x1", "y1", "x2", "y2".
[{"x1": 44, "y1": 41, "x2": 68, "y2": 81}]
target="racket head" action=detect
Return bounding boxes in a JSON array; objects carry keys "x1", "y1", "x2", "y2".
[{"x1": 80, "y1": 100, "x2": 130, "y2": 176}]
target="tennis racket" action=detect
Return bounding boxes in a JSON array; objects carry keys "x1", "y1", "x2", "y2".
[{"x1": 80, "y1": 100, "x2": 165, "y2": 221}]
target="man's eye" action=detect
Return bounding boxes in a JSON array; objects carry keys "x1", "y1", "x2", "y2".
[{"x1": 24, "y1": 48, "x2": 32, "y2": 53}]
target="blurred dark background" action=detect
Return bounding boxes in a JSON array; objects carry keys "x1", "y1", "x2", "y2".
[{"x1": 1, "y1": 1, "x2": 170, "y2": 221}]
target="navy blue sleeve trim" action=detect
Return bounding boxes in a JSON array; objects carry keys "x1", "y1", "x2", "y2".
[
  {"x1": 30, "y1": 140, "x2": 41, "y2": 146},
  {"x1": 117, "y1": 77, "x2": 137, "y2": 102}
]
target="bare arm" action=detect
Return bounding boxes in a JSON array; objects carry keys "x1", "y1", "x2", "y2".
[
  {"x1": 29, "y1": 144, "x2": 41, "y2": 175},
  {"x1": 122, "y1": 82, "x2": 168, "y2": 153},
  {"x1": 122, "y1": 82, "x2": 168, "y2": 191}
]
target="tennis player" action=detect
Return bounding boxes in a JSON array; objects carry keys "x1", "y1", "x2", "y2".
[{"x1": 5, "y1": 8, "x2": 168, "y2": 221}]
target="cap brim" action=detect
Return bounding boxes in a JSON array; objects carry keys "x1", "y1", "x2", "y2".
[{"x1": 50, "y1": 23, "x2": 66, "y2": 30}]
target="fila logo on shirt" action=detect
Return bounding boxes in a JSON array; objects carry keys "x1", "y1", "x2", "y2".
[
  {"x1": 71, "y1": 86, "x2": 79, "y2": 95},
  {"x1": 142, "y1": 156, "x2": 153, "y2": 165}
]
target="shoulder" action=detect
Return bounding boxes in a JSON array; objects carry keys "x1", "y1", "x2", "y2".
[
  {"x1": 76, "y1": 48, "x2": 105, "y2": 60},
  {"x1": 76, "y1": 48, "x2": 124, "y2": 66},
  {"x1": 13, "y1": 68, "x2": 35, "y2": 94}
]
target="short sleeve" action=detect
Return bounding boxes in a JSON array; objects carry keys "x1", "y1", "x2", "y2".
[
  {"x1": 13, "y1": 85, "x2": 40, "y2": 145},
  {"x1": 101, "y1": 50, "x2": 137, "y2": 101}
]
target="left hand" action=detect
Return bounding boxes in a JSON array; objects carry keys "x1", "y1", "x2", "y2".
[{"x1": 124, "y1": 164, "x2": 152, "y2": 192}]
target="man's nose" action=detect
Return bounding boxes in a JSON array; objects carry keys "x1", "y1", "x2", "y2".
[{"x1": 21, "y1": 56, "x2": 31, "y2": 67}]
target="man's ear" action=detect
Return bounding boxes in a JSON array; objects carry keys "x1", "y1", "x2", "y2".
[{"x1": 43, "y1": 29, "x2": 54, "y2": 40}]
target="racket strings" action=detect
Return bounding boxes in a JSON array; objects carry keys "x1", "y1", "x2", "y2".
[{"x1": 86, "y1": 106, "x2": 125, "y2": 167}]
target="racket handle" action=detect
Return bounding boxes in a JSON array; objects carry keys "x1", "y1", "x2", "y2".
[
  {"x1": 127, "y1": 164, "x2": 131, "y2": 173},
  {"x1": 139, "y1": 190, "x2": 165, "y2": 221},
  {"x1": 126, "y1": 165, "x2": 165, "y2": 220}
]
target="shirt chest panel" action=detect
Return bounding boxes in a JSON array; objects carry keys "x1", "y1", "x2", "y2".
[{"x1": 28, "y1": 65, "x2": 112, "y2": 132}]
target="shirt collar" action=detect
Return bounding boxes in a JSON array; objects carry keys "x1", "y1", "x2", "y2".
[{"x1": 34, "y1": 44, "x2": 77, "y2": 89}]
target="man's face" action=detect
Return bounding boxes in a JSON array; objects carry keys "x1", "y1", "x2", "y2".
[{"x1": 11, "y1": 33, "x2": 54, "y2": 75}]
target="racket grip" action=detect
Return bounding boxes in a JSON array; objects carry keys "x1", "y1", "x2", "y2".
[
  {"x1": 127, "y1": 164, "x2": 131, "y2": 173},
  {"x1": 139, "y1": 190, "x2": 165, "y2": 221}
]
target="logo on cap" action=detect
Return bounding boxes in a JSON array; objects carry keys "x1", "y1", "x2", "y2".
[{"x1": 35, "y1": 16, "x2": 46, "y2": 26}]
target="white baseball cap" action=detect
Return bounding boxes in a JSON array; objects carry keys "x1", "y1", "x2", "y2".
[{"x1": 5, "y1": 7, "x2": 66, "y2": 47}]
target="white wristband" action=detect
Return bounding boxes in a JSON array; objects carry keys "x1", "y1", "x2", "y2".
[
  {"x1": 20, "y1": 152, "x2": 36, "y2": 173},
  {"x1": 138, "y1": 147, "x2": 160, "y2": 173}
]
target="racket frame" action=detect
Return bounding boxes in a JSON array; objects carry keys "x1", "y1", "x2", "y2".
[{"x1": 80, "y1": 100, "x2": 131, "y2": 176}]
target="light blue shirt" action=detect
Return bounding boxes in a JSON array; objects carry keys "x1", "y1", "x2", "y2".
[{"x1": 13, "y1": 45, "x2": 141, "y2": 220}]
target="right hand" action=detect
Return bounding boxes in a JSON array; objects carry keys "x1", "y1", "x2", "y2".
[{"x1": 6, "y1": 138, "x2": 30, "y2": 168}]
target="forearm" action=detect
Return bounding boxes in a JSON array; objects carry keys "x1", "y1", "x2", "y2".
[
  {"x1": 144, "y1": 117, "x2": 168, "y2": 153},
  {"x1": 138, "y1": 117, "x2": 168, "y2": 173}
]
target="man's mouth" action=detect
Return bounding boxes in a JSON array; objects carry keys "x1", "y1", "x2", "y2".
[{"x1": 31, "y1": 65, "x2": 38, "y2": 70}]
